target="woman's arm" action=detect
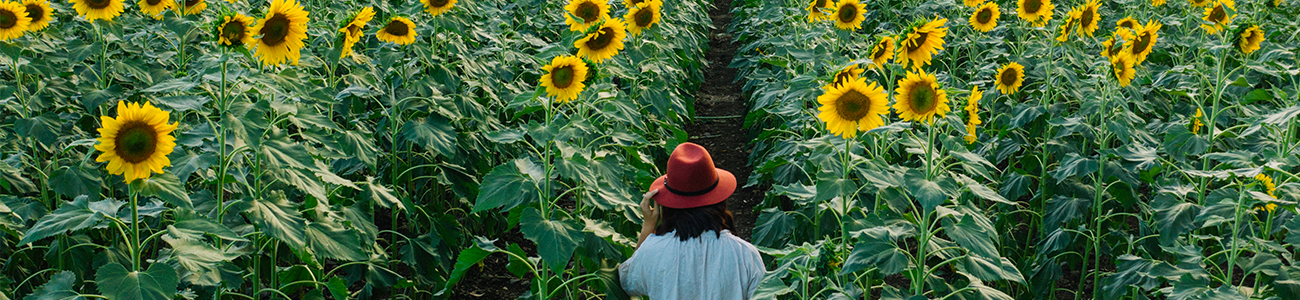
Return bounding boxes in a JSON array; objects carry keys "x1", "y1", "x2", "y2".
[{"x1": 635, "y1": 189, "x2": 660, "y2": 250}]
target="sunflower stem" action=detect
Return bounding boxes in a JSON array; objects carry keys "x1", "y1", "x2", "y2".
[
  {"x1": 95, "y1": 22, "x2": 110, "y2": 89},
  {"x1": 130, "y1": 184, "x2": 141, "y2": 271}
]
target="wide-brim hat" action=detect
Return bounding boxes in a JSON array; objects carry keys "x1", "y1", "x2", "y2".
[{"x1": 649, "y1": 142, "x2": 736, "y2": 209}]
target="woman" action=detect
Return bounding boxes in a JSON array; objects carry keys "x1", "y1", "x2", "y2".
[{"x1": 619, "y1": 142, "x2": 766, "y2": 299}]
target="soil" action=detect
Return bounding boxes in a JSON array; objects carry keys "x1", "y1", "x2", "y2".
[{"x1": 687, "y1": 0, "x2": 758, "y2": 241}]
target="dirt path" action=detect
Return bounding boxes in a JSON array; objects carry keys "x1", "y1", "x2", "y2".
[{"x1": 687, "y1": 0, "x2": 757, "y2": 241}]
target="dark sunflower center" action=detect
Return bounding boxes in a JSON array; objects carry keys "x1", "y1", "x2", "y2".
[
  {"x1": 629, "y1": 0, "x2": 644, "y2": 6},
  {"x1": 576, "y1": 2, "x2": 599, "y2": 22},
  {"x1": 907, "y1": 31, "x2": 929, "y2": 52},
  {"x1": 184, "y1": 0, "x2": 199, "y2": 7},
  {"x1": 837, "y1": 4, "x2": 857, "y2": 23},
  {"x1": 146, "y1": 0, "x2": 161, "y2": 5},
  {"x1": 261, "y1": 14, "x2": 290, "y2": 46},
  {"x1": 24, "y1": 4, "x2": 43, "y2": 22},
  {"x1": 1209, "y1": 6, "x2": 1225, "y2": 22},
  {"x1": 221, "y1": 21, "x2": 245, "y2": 45},
  {"x1": 585, "y1": 27, "x2": 616, "y2": 50},
  {"x1": 347, "y1": 24, "x2": 361, "y2": 36},
  {"x1": 430, "y1": 0, "x2": 449, "y2": 7},
  {"x1": 114, "y1": 121, "x2": 159, "y2": 164},
  {"x1": 833, "y1": 71, "x2": 854, "y2": 86},
  {"x1": 0, "y1": 10, "x2": 14, "y2": 28},
  {"x1": 1025, "y1": 0, "x2": 1042, "y2": 13},
  {"x1": 384, "y1": 20, "x2": 409, "y2": 36},
  {"x1": 1133, "y1": 33, "x2": 1151, "y2": 53},
  {"x1": 1119, "y1": 20, "x2": 1134, "y2": 28},
  {"x1": 1081, "y1": 8, "x2": 1094, "y2": 27},
  {"x1": 815, "y1": 0, "x2": 827, "y2": 7},
  {"x1": 976, "y1": 8, "x2": 992, "y2": 23},
  {"x1": 999, "y1": 69, "x2": 1017, "y2": 86},
  {"x1": 551, "y1": 65, "x2": 576, "y2": 89},
  {"x1": 835, "y1": 90, "x2": 872, "y2": 120},
  {"x1": 872, "y1": 43, "x2": 888, "y2": 58},
  {"x1": 909, "y1": 84, "x2": 938, "y2": 113},
  {"x1": 86, "y1": 0, "x2": 112, "y2": 9},
  {"x1": 634, "y1": 7, "x2": 653, "y2": 26}
]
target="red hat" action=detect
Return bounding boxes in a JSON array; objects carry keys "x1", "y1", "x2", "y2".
[{"x1": 650, "y1": 143, "x2": 736, "y2": 208}]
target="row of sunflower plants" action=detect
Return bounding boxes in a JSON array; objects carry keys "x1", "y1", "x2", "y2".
[
  {"x1": 0, "y1": 0, "x2": 713, "y2": 298},
  {"x1": 730, "y1": 0, "x2": 1299, "y2": 298}
]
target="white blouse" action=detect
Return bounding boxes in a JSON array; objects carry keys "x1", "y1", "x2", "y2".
[{"x1": 619, "y1": 230, "x2": 766, "y2": 299}]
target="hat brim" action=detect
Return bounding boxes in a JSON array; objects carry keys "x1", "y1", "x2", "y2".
[{"x1": 649, "y1": 168, "x2": 737, "y2": 209}]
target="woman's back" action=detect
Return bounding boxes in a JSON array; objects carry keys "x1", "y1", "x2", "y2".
[{"x1": 619, "y1": 230, "x2": 765, "y2": 300}]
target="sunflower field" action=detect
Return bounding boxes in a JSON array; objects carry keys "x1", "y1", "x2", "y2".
[
  {"x1": 734, "y1": 0, "x2": 1300, "y2": 298},
  {"x1": 0, "y1": 0, "x2": 717, "y2": 298}
]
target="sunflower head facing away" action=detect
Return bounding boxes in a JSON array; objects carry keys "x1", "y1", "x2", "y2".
[
  {"x1": 421, "y1": 0, "x2": 456, "y2": 17},
  {"x1": 995, "y1": 62, "x2": 1025, "y2": 95},
  {"x1": 71, "y1": 0, "x2": 125, "y2": 22},
  {"x1": 899, "y1": 17, "x2": 948, "y2": 70},
  {"x1": 217, "y1": 13, "x2": 255, "y2": 48},
  {"x1": 1235, "y1": 25, "x2": 1264, "y2": 54},
  {"x1": 817, "y1": 77, "x2": 889, "y2": 139},
  {"x1": 178, "y1": 0, "x2": 206, "y2": 15},
  {"x1": 1110, "y1": 50, "x2": 1136, "y2": 87},
  {"x1": 1152, "y1": 0, "x2": 1166, "y2": 6},
  {"x1": 832, "y1": 0, "x2": 866, "y2": 31},
  {"x1": 1115, "y1": 17, "x2": 1138, "y2": 30},
  {"x1": 376, "y1": 16, "x2": 417, "y2": 45},
  {"x1": 1201, "y1": 0, "x2": 1235, "y2": 34},
  {"x1": 0, "y1": 1, "x2": 30, "y2": 40},
  {"x1": 807, "y1": 0, "x2": 834, "y2": 22},
  {"x1": 1077, "y1": 0, "x2": 1100, "y2": 37},
  {"x1": 868, "y1": 36, "x2": 896, "y2": 69},
  {"x1": 1016, "y1": 0, "x2": 1054, "y2": 26},
  {"x1": 625, "y1": 0, "x2": 661, "y2": 36},
  {"x1": 826, "y1": 65, "x2": 864, "y2": 90},
  {"x1": 1256, "y1": 173, "x2": 1277, "y2": 197},
  {"x1": 96, "y1": 101, "x2": 179, "y2": 183},
  {"x1": 893, "y1": 69, "x2": 950, "y2": 124},
  {"x1": 1190, "y1": 0, "x2": 1210, "y2": 7},
  {"x1": 338, "y1": 6, "x2": 374, "y2": 58},
  {"x1": 1126, "y1": 20, "x2": 1159, "y2": 64},
  {"x1": 1191, "y1": 108, "x2": 1204, "y2": 134},
  {"x1": 1055, "y1": 8, "x2": 1079, "y2": 42},
  {"x1": 136, "y1": 0, "x2": 173, "y2": 20},
  {"x1": 575, "y1": 18, "x2": 627, "y2": 64},
  {"x1": 566, "y1": 0, "x2": 610, "y2": 32},
  {"x1": 964, "y1": 0, "x2": 984, "y2": 7},
  {"x1": 21, "y1": 0, "x2": 50, "y2": 31},
  {"x1": 540, "y1": 55, "x2": 590, "y2": 103},
  {"x1": 251, "y1": 0, "x2": 310, "y2": 66},
  {"x1": 965, "y1": 86, "x2": 983, "y2": 125},
  {"x1": 969, "y1": 2, "x2": 999, "y2": 33}
]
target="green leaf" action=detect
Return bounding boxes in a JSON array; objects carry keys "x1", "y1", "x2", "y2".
[
  {"x1": 95, "y1": 262, "x2": 178, "y2": 300},
  {"x1": 962, "y1": 255, "x2": 1025, "y2": 284},
  {"x1": 842, "y1": 227, "x2": 913, "y2": 275},
  {"x1": 359, "y1": 177, "x2": 403, "y2": 210},
  {"x1": 944, "y1": 215, "x2": 999, "y2": 260},
  {"x1": 519, "y1": 208, "x2": 583, "y2": 271},
  {"x1": 751, "y1": 275, "x2": 794, "y2": 300},
  {"x1": 19, "y1": 197, "x2": 121, "y2": 245},
  {"x1": 752, "y1": 208, "x2": 795, "y2": 248},
  {"x1": 142, "y1": 78, "x2": 198, "y2": 94},
  {"x1": 15, "y1": 113, "x2": 62, "y2": 150},
  {"x1": 472, "y1": 159, "x2": 541, "y2": 213},
  {"x1": 167, "y1": 152, "x2": 217, "y2": 183},
  {"x1": 401, "y1": 114, "x2": 458, "y2": 158},
  {"x1": 161, "y1": 234, "x2": 240, "y2": 286},
  {"x1": 49, "y1": 165, "x2": 101, "y2": 201},
  {"x1": 337, "y1": 130, "x2": 379, "y2": 165},
  {"x1": 326, "y1": 277, "x2": 349, "y2": 300},
  {"x1": 305, "y1": 220, "x2": 368, "y2": 261},
  {"x1": 1152, "y1": 195, "x2": 1202, "y2": 246},
  {"x1": 241, "y1": 194, "x2": 308, "y2": 250},
  {"x1": 1048, "y1": 153, "x2": 1099, "y2": 184},
  {"x1": 905, "y1": 170, "x2": 947, "y2": 213},
  {"x1": 815, "y1": 177, "x2": 855, "y2": 202},
  {"x1": 131, "y1": 173, "x2": 192, "y2": 209},
  {"x1": 1163, "y1": 125, "x2": 1209, "y2": 161},
  {"x1": 439, "y1": 237, "x2": 498, "y2": 296},
  {"x1": 22, "y1": 271, "x2": 83, "y2": 300},
  {"x1": 953, "y1": 174, "x2": 1015, "y2": 206}
]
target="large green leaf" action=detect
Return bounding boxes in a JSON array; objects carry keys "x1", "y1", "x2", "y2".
[
  {"x1": 22, "y1": 271, "x2": 83, "y2": 300},
  {"x1": 358, "y1": 177, "x2": 403, "y2": 210},
  {"x1": 305, "y1": 220, "x2": 369, "y2": 261},
  {"x1": 401, "y1": 114, "x2": 458, "y2": 158},
  {"x1": 131, "y1": 173, "x2": 191, "y2": 209},
  {"x1": 842, "y1": 226, "x2": 913, "y2": 275},
  {"x1": 439, "y1": 237, "x2": 499, "y2": 296},
  {"x1": 95, "y1": 262, "x2": 178, "y2": 300},
  {"x1": 240, "y1": 194, "x2": 308, "y2": 250},
  {"x1": 1152, "y1": 195, "x2": 1202, "y2": 246},
  {"x1": 519, "y1": 208, "x2": 584, "y2": 271},
  {"x1": 49, "y1": 165, "x2": 102, "y2": 201},
  {"x1": 752, "y1": 208, "x2": 795, "y2": 248},
  {"x1": 905, "y1": 170, "x2": 948, "y2": 213},
  {"x1": 337, "y1": 130, "x2": 379, "y2": 165},
  {"x1": 472, "y1": 158, "x2": 541, "y2": 213},
  {"x1": 962, "y1": 255, "x2": 1025, "y2": 284},
  {"x1": 943, "y1": 215, "x2": 999, "y2": 260},
  {"x1": 18, "y1": 197, "x2": 122, "y2": 245},
  {"x1": 161, "y1": 234, "x2": 241, "y2": 287},
  {"x1": 1048, "y1": 153, "x2": 1099, "y2": 184}
]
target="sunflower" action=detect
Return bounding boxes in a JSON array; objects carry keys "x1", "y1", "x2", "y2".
[
  {"x1": 969, "y1": 2, "x2": 999, "y2": 33},
  {"x1": 0, "y1": 2, "x2": 29, "y2": 40},
  {"x1": 995, "y1": 62, "x2": 1025, "y2": 94},
  {"x1": 964, "y1": 0, "x2": 984, "y2": 7},
  {"x1": 95, "y1": 101, "x2": 179, "y2": 183},
  {"x1": 178, "y1": 0, "x2": 205, "y2": 15},
  {"x1": 20, "y1": 0, "x2": 48, "y2": 31},
  {"x1": 1077, "y1": 0, "x2": 1100, "y2": 37},
  {"x1": 964, "y1": 86, "x2": 982, "y2": 144},
  {"x1": 565, "y1": 0, "x2": 610, "y2": 32},
  {"x1": 575, "y1": 18, "x2": 627, "y2": 64},
  {"x1": 825, "y1": 65, "x2": 864, "y2": 90},
  {"x1": 868, "y1": 36, "x2": 895, "y2": 69},
  {"x1": 136, "y1": 0, "x2": 172, "y2": 20},
  {"x1": 1235, "y1": 25, "x2": 1264, "y2": 54},
  {"x1": 1115, "y1": 17, "x2": 1138, "y2": 30},
  {"x1": 624, "y1": 0, "x2": 644, "y2": 6},
  {"x1": 1110, "y1": 50, "x2": 1136, "y2": 87},
  {"x1": 1152, "y1": 0, "x2": 1166, "y2": 6},
  {"x1": 1269, "y1": 0, "x2": 1283, "y2": 7},
  {"x1": 1190, "y1": 0, "x2": 1210, "y2": 7},
  {"x1": 217, "y1": 13, "x2": 254, "y2": 48},
  {"x1": 807, "y1": 0, "x2": 834, "y2": 22},
  {"x1": 832, "y1": 0, "x2": 866, "y2": 31},
  {"x1": 898, "y1": 17, "x2": 948, "y2": 70},
  {"x1": 625, "y1": 0, "x2": 661, "y2": 36},
  {"x1": 1201, "y1": 0, "x2": 1235, "y2": 34},
  {"x1": 540, "y1": 55, "x2": 590, "y2": 103},
  {"x1": 1256, "y1": 173, "x2": 1276, "y2": 197},
  {"x1": 1191, "y1": 108, "x2": 1203, "y2": 134},
  {"x1": 1016, "y1": 0, "x2": 1054, "y2": 26},
  {"x1": 893, "y1": 69, "x2": 950, "y2": 124},
  {"x1": 70, "y1": 0, "x2": 125, "y2": 21},
  {"x1": 338, "y1": 7, "x2": 373, "y2": 58},
  {"x1": 1055, "y1": 8, "x2": 1078, "y2": 42},
  {"x1": 376, "y1": 17, "x2": 417, "y2": 45},
  {"x1": 420, "y1": 0, "x2": 455, "y2": 17},
  {"x1": 1257, "y1": 203, "x2": 1279, "y2": 213},
  {"x1": 250, "y1": 0, "x2": 310, "y2": 66},
  {"x1": 817, "y1": 77, "x2": 890, "y2": 138},
  {"x1": 1126, "y1": 20, "x2": 1159, "y2": 64}
]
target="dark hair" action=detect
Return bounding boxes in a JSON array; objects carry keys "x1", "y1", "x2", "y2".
[{"x1": 655, "y1": 200, "x2": 735, "y2": 241}]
